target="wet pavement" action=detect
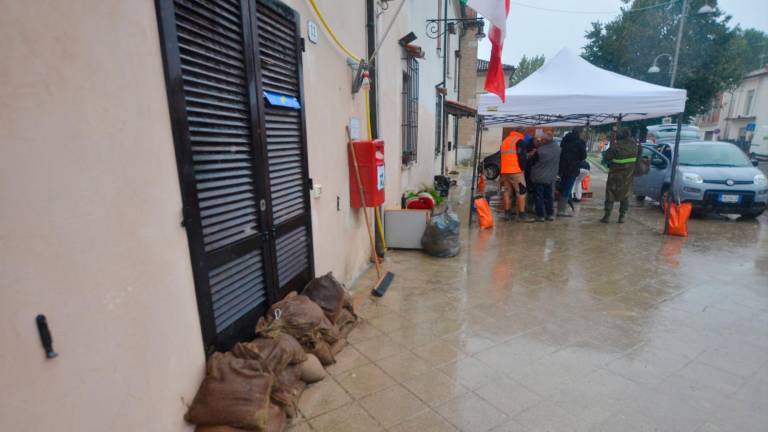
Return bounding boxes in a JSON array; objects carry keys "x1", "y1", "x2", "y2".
[{"x1": 291, "y1": 166, "x2": 768, "y2": 432}]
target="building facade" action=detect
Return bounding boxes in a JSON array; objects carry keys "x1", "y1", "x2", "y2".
[
  {"x1": 0, "y1": 0, "x2": 473, "y2": 430},
  {"x1": 696, "y1": 65, "x2": 768, "y2": 153}
]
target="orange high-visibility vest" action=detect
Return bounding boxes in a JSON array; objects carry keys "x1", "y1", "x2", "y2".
[{"x1": 500, "y1": 131, "x2": 525, "y2": 174}]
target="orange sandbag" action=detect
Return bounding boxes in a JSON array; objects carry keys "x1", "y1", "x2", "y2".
[
  {"x1": 581, "y1": 175, "x2": 590, "y2": 192},
  {"x1": 474, "y1": 197, "x2": 493, "y2": 229},
  {"x1": 665, "y1": 201, "x2": 692, "y2": 237}
]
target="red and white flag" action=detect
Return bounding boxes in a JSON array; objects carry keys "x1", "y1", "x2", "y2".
[{"x1": 462, "y1": 0, "x2": 510, "y2": 101}]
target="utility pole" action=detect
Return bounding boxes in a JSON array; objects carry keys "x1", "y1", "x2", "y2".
[{"x1": 669, "y1": 0, "x2": 689, "y2": 87}]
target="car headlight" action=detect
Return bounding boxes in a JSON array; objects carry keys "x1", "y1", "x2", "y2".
[
  {"x1": 682, "y1": 172, "x2": 703, "y2": 184},
  {"x1": 755, "y1": 174, "x2": 768, "y2": 187}
]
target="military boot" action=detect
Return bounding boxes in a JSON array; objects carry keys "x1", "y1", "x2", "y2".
[
  {"x1": 618, "y1": 200, "x2": 629, "y2": 223},
  {"x1": 600, "y1": 202, "x2": 614, "y2": 223}
]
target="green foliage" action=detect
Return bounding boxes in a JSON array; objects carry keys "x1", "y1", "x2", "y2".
[
  {"x1": 509, "y1": 54, "x2": 546, "y2": 86},
  {"x1": 582, "y1": 0, "x2": 753, "y2": 116},
  {"x1": 739, "y1": 28, "x2": 768, "y2": 71}
]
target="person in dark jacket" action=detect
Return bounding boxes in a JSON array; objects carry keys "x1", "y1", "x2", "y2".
[
  {"x1": 528, "y1": 134, "x2": 561, "y2": 222},
  {"x1": 557, "y1": 128, "x2": 587, "y2": 217},
  {"x1": 602, "y1": 127, "x2": 641, "y2": 223}
]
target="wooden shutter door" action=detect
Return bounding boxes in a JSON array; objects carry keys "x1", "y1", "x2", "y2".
[
  {"x1": 156, "y1": 0, "x2": 275, "y2": 351},
  {"x1": 253, "y1": 0, "x2": 314, "y2": 299}
]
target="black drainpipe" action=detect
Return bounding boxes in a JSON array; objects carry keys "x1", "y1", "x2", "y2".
[
  {"x1": 366, "y1": 0, "x2": 379, "y2": 138},
  {"x1": 366, "y1": 0, "x2": 384, "y2": 257}
]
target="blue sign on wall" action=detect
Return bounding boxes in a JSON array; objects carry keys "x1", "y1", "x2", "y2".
[
  {"x1": 263, "y1": 91, "x2": 301, "y2": 109},
  {"x1": 746, "y1": 123, "x2": 756, "y2": 132}
]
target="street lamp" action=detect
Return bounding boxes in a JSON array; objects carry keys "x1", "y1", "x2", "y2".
[
  {"x1": 648, "y1": 53, "x2": 673, "y2": 76},
  {"x1": 698, "y1": 1, "x2": 715, "y2": 14},
  {"x1": 425, "y1": 17, "x2": 485, "y2": 40},
  {"x1": 648, "y1": 0, "x2": 715, "y2": 88}
]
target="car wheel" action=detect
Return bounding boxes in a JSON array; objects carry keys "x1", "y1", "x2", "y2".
[
  {"x1": 484, "y1": 164, "x2": 500, "y2": 180},
  {"x1": 740, "y1": 210, "x2": 765, "y2": 219},
  {"x1": 635, "y1": 195, "x2": 646, "y2": 202}
]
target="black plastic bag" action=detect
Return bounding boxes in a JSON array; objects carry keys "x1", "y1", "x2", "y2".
[{"x1": 421, "y1": 208, "x2": 460, "y2": 257}]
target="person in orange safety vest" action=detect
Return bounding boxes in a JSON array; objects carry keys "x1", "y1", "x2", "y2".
[{"x1": 499, "y1": 131, "x2": 530, "y2": 221}]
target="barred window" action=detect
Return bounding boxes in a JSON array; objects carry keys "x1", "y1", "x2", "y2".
[{"x1": 402, "y1": 56, "x2": 419, "y2": 165}]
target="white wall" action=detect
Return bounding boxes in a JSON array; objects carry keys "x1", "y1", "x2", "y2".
[
  {"x1": 0, "y1": 1, "x2": 205, "y2": 430},
  {"x1": 0, "y1": 2, "x2": 470, "y2": 429}
]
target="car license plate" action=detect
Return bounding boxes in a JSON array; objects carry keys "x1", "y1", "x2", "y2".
[{"x1": 719, "y1": 194, "x2": 740, "y2": 203}]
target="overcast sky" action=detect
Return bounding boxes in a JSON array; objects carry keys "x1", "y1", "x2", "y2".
[{"x1": 477, "y1": 0, "x2": 768, "y2": 65}]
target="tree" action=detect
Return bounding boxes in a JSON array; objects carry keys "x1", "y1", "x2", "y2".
[
  {"x1": 582, "y1": 0, "x2": 751, "y2": 116},
  {"x1": 738, "y1": 28, "x2": 768, "y2": 71},
  {"x1": 509, "y1": 54, "x2": 545, "y2": 86}
]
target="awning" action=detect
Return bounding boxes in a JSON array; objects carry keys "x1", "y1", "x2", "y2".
[
  {"x1": 445, "y1": 99, "x2": 476, "y2": 118},
  {"x1": 477, "y1": 48, "x2": 687, "y2": 127}
]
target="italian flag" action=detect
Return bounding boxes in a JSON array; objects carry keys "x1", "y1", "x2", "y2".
[{"x1": 461, "y1": 0, "x2": 510, "y2": 101}]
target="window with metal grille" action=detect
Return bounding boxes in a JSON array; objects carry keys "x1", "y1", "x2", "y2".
[{"x1": 402, "y1": 56, "x2": 419, "y2": 165}]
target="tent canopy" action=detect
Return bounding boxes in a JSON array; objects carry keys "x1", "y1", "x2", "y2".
[{"x1": 477, "y1": 48, "x2": 687, "y2": 127}]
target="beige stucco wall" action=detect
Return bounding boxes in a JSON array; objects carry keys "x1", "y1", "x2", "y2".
[
  {"x1": 0, "y1": 1, "x2": 204, "y2": 431},
  {"x1": 281, "y1": 0, "x2": 372, "y2": 285},
  {"x1": 288, "y1": 0, "x2": 462, "y2": 284},
  {"x1": 1, "y1": 1, "x2": 467, "y2": 429}
]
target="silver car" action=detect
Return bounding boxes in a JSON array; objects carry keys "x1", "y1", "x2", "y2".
[{"x1": 634, "y1": 141, "x2": 768, "y2": 218}]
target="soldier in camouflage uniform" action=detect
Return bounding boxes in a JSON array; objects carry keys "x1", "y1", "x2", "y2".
[{"x1": 601, "y1": 128, "x2": 640, "y2": 223}]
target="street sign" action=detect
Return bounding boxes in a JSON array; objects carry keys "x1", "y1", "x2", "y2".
[{"x1": 746, "y1": 123, "x2": 756, "y2": 132}]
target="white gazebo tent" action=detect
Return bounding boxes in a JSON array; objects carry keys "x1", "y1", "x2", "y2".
[{"x1": 469, "y1": 48, "x2": 687, "y2": 231}]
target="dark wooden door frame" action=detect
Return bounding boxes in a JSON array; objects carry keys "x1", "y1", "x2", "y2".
[{"x1": 155, "y1": 0, "x2": 314, "y2": 353}]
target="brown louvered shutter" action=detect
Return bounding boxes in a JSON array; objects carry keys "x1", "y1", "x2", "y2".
[
  {"x1": 156, "y1": 0, "x2": 313, "y2": 352},
  {"x1": 254, "y1": 0, "x2": 314, "y2": 299}
]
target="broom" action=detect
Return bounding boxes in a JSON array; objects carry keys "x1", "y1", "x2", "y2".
[{"x1": 347, "y1": 127, "x2": 394, "y2": 297}]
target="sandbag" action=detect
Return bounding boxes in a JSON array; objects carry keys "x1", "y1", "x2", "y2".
[
  {"x1": 310, "y1": 340, "x2": 335, "y2": 366},
  {"x1": 195, "y1": 404, "x2": 286, "y2": 432},
  {"x1": 665, "y1": 201, "x2": 692, "y2": 237},
  {"x1": 266, "y1": 403, "x2": 287, "y2": 432},
  {"x1": 302, "y1": 272, "x2": 346, "y2": 324},
  {"x1": 185, "y1": 352, "x2": 273, "y2": 430},
  {"x1": 231, "y1": 333, "x2": 306, "y2": 375},
  {"x1": 335, "y1": 308, "x2": 357, "y2": 340},
  {"x1": 298, "y1": 354, "x2": 326, "y2": 383},
  {"x1": 421, "y1": 208, "x2": 460, "y2": 257},
  {"x1": 330, "y1": 338, "x2": 347, "y2": 356},
  {"x1": 271, "y1": 365, "x2": 305, "y2": 418},
  {"x1": 256, "y1": 292, "x2": 339, "y2": 349},
  {"x1": 474, "y1": 197, "x2": 493, "y2": 229},
  {"x1": 195, "y1": 426, "x2": 252, "y2": 432}
]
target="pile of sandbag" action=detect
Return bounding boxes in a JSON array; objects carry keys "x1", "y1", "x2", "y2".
[{"x1": 185, "y1": 273, "x2": 358, "y2": 432}]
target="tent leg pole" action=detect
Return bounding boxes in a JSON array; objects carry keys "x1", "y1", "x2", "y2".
[
  {"x1": 612, "y1": 114, "x2": 623, "y2": 147},
  {"x1": 468, "y1": 116, "x2": 482, "y2": 226},
  {"x1": 664, "y1": 112, "x2": 684, "y2": 235}
]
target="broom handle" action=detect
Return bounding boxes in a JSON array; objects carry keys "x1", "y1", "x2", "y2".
[{"x1": 349, "y1": 139, "x2": 382, "y2": 278}]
